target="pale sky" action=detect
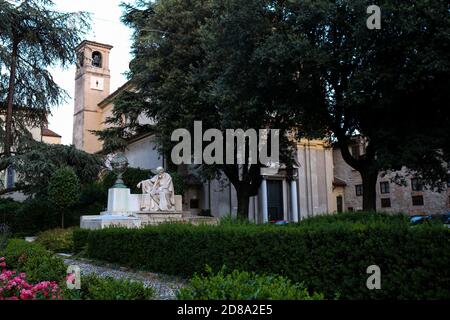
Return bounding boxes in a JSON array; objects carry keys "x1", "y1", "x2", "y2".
[{"x1": 49, "y1": 0, "x2": 134, "y2": 145}]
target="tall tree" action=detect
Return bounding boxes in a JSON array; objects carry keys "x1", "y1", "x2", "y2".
[
  {"x1": 99, "y1": 0, "x2": 298, "y2": 218},
  {"x1": 0, "y1": 0, "x2": 89, "y2": 166},
  {"x1": 8, "y1": 142, "x2": 104, "y2": 196},
  {"x1": 282, "y1": 0, "x2": 450, "y2": 210}
]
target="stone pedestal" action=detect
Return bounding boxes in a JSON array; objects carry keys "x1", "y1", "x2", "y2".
[
  {"x1": 136, "y1": 211, "x2": 187, "y2": 226},
  {"x1": 106, "y1": 188, "x2": 131, "y2": 215},
  {"x1": 80, "y1": 215, "x2": 141, "y2": 230}
]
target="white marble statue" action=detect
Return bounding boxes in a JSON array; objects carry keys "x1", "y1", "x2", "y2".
[{"x1": 137, "y1": 167, "x2": 176, "y2": 211}]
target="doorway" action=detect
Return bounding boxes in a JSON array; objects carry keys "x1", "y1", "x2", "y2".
[
  {"x1": 336, "y1": 195, "x2": 343, "y2": 213},
  {"x1": 267, "y1": 180, "x2": 284, "y2": 221}
]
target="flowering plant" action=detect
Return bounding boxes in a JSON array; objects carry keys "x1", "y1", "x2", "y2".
[{"x1": 0, "y1": 257, "x2": 62, "y2": 300}]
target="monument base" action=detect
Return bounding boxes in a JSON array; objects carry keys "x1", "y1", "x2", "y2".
[
  {"x1": 80, "y1": 215, "x2": 142, "y2": 230},
  {"x1": 135, "y1": 210, "x2": 189, "y2": 226}
]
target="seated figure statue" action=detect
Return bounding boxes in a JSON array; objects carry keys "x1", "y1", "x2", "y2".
[{"x1": 137, "y1": 167, "x2": 176, "y2": 211}]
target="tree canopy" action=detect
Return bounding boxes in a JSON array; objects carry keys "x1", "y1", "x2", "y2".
[
  {"x1": 7, "y1": 142, "x2": 104, "y2": 196},
  {"x1": 0, "y1": 0, "x2": 89, "y2": 164},
  {"x1": 99, "y1": 0, "x2": 299, "y2": 217},
  {"x1": 281, "y1": 0, "x2": 450, "y2": 210},
  {"x1": 100, "y1": 0, "x2": 450, "y2": 214}
]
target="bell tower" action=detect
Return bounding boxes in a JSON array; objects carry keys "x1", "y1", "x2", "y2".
[{"x1": 73, "y1": 40, "x2": 113, "y2": 153}]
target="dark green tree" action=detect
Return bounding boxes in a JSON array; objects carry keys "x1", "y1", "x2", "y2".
[
  {"x1": 5, "y1": 142, "x2": 104, "y2": 196},
  {"x1": 48, "y1": 166, "x2": 80, "y2": 228},
  {"x1": 281, "y1": 0, "x2": 450, "y2": 211},
  {"x1": 0, "y1": 0, "x2": 89, "y2": 166},
  {"x1": 97, "y1": 0, "x2": 298, "y2": 218}
]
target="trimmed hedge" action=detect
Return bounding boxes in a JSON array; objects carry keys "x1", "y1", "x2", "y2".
[
  {"x1": 64, "y1": 274, "x2": 155, "y2": 300},
  {"x1": 177, "y1": 267, "x2": 324, "y2": 300},
  {"x1": 36, "y1": 228, "x2": 75, "y2": 253},
  {"x1": 74, "y1": 215, "x2": 450, "y2": 299}
]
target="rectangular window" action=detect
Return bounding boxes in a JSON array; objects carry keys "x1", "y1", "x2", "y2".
[
  {"x1": 412, "y1": 195, "x2": 424, "y2": 206},
  {"x1": 380, "y1": 181, "x2": 390, "y2": 194},
  {"x1": 6, "y1": 166, "x2": 15, "y2": 189},
  {"x1": 411, "y1": 178, "x2": 423, "y2": 191},
  {"x1": 381, "y1": 198, "x2": 391, "y2": 208},
  {"x1": 355, "y1": 184, "x2": 363, "y2": 196},
  {"x1": 348, "y1": 207, "x2": 354, "y2": 212}
]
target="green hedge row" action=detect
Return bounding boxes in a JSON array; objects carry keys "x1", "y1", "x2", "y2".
[
  {"x1": 64, "y1": 274, "x2": 155, "y2": 300},
  {"x1": 73, "y1": 219, "x2": 450, "y2": 299},
  {"x1": 177, "y1": 267, "x2": 324, "y2": 300}
]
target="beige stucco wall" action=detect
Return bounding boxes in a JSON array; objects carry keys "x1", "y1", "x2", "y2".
[{"x1": 42, "y1": 135, "x2": 61, "y2": 145}]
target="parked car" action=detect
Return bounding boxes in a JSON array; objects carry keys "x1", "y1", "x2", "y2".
[
  {"x1": 410, "y1": 214, "x2": 432, "y2": 225},
  {"x1": 270, "y1": 220, "x2": 289, "y2": 225}
]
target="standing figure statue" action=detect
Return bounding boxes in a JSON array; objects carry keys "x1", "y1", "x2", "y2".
[{"x1": 137, "y1": 167, "x2": 175, "y2": 211}]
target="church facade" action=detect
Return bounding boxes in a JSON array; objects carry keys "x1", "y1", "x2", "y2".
[{"x1": 73, "y1": 40, "x2": 450, "y2": 221}]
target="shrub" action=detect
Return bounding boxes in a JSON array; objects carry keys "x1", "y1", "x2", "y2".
[
  {"x1": 0, "y1": 198, "x2": 22, "y2": 230},
  {"x1": 74, "y1": 214, "x2": 450, "y2": 299},
  {"x1": 73, "y1": 228, "x2": 90, "y2": 254},
  {"x1": 177, "y1": 267, "x2": 323, "y2": 300},
  {"x1": 0, "y1": 182, "x2": 104, "y2": 237},
  {"x1": 64, "y1": 274, "x2": 155, "y2": 300},
  {"x1": 10, "y1": 197, "x2": 60, "y2": 236},
  {"x1": 48, "y1": 167, "x2": 80, "y2": 229},
  {"x1": 0, "y1": 223, "x2": 10, "y2": 251},
  {"x1": 0, "y1": 257, "x2": 63, "y2": 300},
  {"x1": 103, "y1": 167, "x2": 152, "y2": 194},
  {"x1": 297, "y1": 211, "x2": 410, "y2": 226},
  {"x1": 1, "y1": 239, "x2": 66, "y2": 283},
  {"x1": 75, "y1": 181, "x2": 108, "y2": 215},
  {"x1": 36, "y1": 228, "x2": 75, "y2": 253}
]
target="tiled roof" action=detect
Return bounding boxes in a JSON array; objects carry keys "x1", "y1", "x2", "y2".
[
  {"x1": 333, "y1": 177, "x2": 347, "y2": 187},
  {"x1": 42, "y1": 128, "x2": 62, "y2": 138}
]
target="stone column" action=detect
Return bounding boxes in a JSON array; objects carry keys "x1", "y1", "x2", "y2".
[
  {"x1": 282, "y1": 179, "x2": 289, "y2": 220},
  {"x1": 261, "y1": 177, "x2": 269, "y2": 223},
  {"x1": 290, "y1": 179, "x2": 299, "y2": 222}
]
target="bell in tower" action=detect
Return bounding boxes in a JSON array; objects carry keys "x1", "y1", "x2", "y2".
[{"x1": 92, "y1": 51, "x2": 102, "y2": 68}]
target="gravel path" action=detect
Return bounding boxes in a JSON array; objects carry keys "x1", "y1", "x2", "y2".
[{"x1": 63, "y1": 257, "x2": 187, "y2": 300}]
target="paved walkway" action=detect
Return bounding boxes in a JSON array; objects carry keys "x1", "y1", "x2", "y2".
[{"x1": 63, "y1": 257, "x2": 186, "y2": 300}]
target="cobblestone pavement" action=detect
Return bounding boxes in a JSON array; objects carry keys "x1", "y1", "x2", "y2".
[{"x1": 63, "y1": 258, "x2": 187, "y2": 300}]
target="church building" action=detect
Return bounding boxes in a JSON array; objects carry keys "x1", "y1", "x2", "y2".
[{"x1": 73, "y1": 40, "x2": 450, "y2": 221}]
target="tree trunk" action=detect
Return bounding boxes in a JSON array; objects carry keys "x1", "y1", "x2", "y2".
[
  {"x1": 61, "y1": 211, "x2": 65, "y2": 229},
  {"x1": 5, "y1": 38, "x2": 19, "y2": 158},
  {"x1": 236, "y1": 188, "x2": 250, "y2": 220},
  {"x1": 222, "y1": 164, "x2": 261, "y2": 221},
  {"x1": 360, "y1": 169, "x2": 378, "y2": 211}
]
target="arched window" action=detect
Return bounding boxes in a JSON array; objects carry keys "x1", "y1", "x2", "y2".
[{"x1": 92, "y1": 51, "x2": 102, "y2": 68}]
